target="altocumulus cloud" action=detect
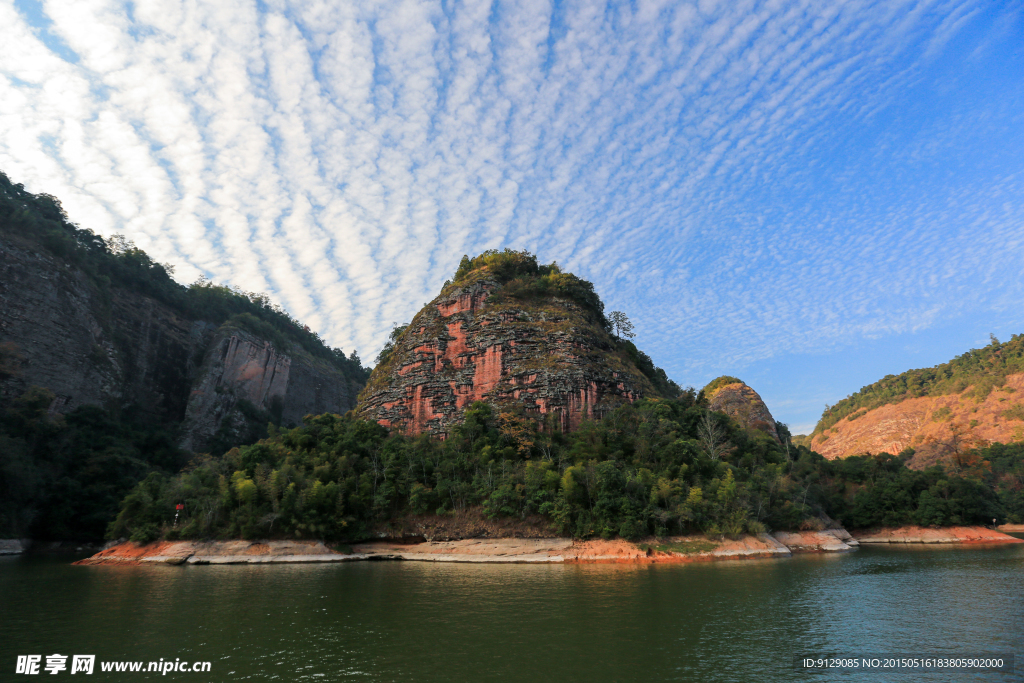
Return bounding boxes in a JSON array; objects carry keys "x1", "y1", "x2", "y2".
[{"x1": 1, "y1": 0, "x2": 1022, "y2": 379}]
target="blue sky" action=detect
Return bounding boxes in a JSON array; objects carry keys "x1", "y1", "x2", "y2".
[{"x1": 2, "y1": 0, "x2": 1022, "y2": 433}]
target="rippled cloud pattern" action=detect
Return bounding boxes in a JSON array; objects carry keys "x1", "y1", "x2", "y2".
[{"x1": 2, "y1": 0, "x2": 1022, "y2": 402}]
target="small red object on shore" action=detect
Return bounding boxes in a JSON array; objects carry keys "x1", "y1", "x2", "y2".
[{"x1": 176, "y1": 504, "x2": 184, "y2": 510}]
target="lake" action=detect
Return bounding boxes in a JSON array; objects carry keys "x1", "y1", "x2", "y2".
[{"x1": 2, "y1": 543, "x2": 1022, "y2": 681}]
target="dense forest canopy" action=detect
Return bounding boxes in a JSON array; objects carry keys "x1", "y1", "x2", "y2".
[
  {"x1": 702, "y1": 376, "x2": 744, "y2": 396},
  {"x1": 0, "y1": 386, "x2": 188, "y2": 540},
  {"x1": 452, "y1": 248, "x2": 607, "y2": 326},
  {"x1": 814, "y1": 334, "x2": 1024, "y2": 435},
  {"x1": 108, "y1": 396, "x2": 1021, "y2": 545}
]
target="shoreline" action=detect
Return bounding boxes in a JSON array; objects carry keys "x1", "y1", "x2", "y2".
[
  {"x1": 71, "y1": 526, "x2": 1020, "y2": 566},
  {"x1": 852, "y1": 526, "x2": 1021, "y2": 544}
]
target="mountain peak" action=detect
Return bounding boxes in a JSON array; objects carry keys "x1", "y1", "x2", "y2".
[{"x1": 357, "y1": 250, "x2": 672, "y2": 435}]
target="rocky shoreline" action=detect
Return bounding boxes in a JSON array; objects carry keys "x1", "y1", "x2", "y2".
[
  {"x1": 853, "y1": 525, "x2": 1021, "y2": 544},
  {"x1": 0, "y1": 539, "x2": 27, "y2": 555},
  {"x1": 74, "y1": 535, "x2": 792, "y2": 566},
  {"x1": 70, "y1": 525, "x2": 1020, "y2": 566},
  {"x1": 347, "y1": 535, "x2": 795, "y2": 563}
]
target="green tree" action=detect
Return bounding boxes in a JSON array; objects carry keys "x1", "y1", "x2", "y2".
[{"x1": 608, "y1": 311, "x2": 635, "y2": 340}]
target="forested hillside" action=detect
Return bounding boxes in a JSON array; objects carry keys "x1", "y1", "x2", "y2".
[
  {"x1": 814, "y1": 335, "x2": 1024, "y2": 436},
  {"x1": 0, "y1": 171, "x2": 369, "y2": 540},
  {"x1": 109, "y1": 394, "x2": 1021, "y2": 545}
]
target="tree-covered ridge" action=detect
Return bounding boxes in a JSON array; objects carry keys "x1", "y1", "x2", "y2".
[
  {"x1": 0, "y1": 171, "x2": 369, "y2": 382},
  {"x1": 107, "y1": 394, "x2": 1019, "y2": 545},
  {"x1": 813, "y1": 334, "x2": 1024, "y2": 436},
  {"x1": 617, "y1": 340, "x2": 682, "y2": 399},
  {"x1": 450, "y1": 249, "x2": 606, "y2": 326},
  {"x1": 702, "y1": 376, "x2": 744, "y2": 397}
]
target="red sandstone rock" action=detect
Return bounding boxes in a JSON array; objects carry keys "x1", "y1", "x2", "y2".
[
  {"x1": 73, "y1": 539, "x2": 341, "y2": 565},
  {"x1": 349, "y1": 534, "x2": 793, "y2": 563},
  {"x1": 358, "y1": 271, "x2": 657, "y2": 435},
  {"x1": 810, "y1": 373, "x2": 1024, "y2": 464},
  {"x1": 179, "y1": 325, "x2": 363, "y2": 452},
  {"x1": 773, "y1": 529, "x2": 858, "y2": 552},
  {"x1": 852, "y1": 525, "x2": 1022, "y2": 544},
  {"x1": 706, "y1": 380, "x2": 781, "y2": 443}
]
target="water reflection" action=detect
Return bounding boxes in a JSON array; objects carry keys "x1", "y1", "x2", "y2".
[{"x1": 2, "y1": 545, "x2": 1022, "y2": 682}]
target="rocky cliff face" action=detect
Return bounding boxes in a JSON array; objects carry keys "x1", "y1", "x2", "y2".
[
  {"x1": 181, "y1": 325, "x2": 364, "y2": 453},
  {"x1": 358, "y1": 272, "x2": 656, "y2": 435},
  {"x1": 705, "y1": 379, "x2": 781, "y2": 443},
  {"x1": 0, "y1": 233, "x2": 362, "y2": 453},
  {"x1": 811, "y1": 373, "x2": 1024, "y2": 467},
  {"x1": 0, "y1": 235, "x2": 203, "y2": 422},
  {"x1": 179, "y1": 327, "x2": 290, "y2": 453}
]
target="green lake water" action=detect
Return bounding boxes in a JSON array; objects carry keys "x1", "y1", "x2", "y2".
[{"x1": 2, "y1": 543, "x2": 1022, "y2": 682}]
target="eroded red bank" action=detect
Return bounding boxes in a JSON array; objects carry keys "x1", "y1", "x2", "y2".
[
  {"x1": 359, "y1": 278, "x2": 646, "y2": 436},
  {"x1": 74, "y1": 526, "x2": 1020, "y2": 566}
]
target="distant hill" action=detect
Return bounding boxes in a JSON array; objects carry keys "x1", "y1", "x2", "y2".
[
  {"x1": 810, "y1": 335, "x2": 1024, "y2": 465},
  {"x1": 702, "y1": 377, "x2": 782, "y2": 444}
]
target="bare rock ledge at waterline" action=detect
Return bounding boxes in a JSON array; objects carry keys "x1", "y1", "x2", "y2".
[{"x1": 72, "y1": 527, "x2": 1021, "y2": 566}]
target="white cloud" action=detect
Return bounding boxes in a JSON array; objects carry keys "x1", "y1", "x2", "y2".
[{"x1": 1, "y1": 0, "x2": 1020, "y2": 384}]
